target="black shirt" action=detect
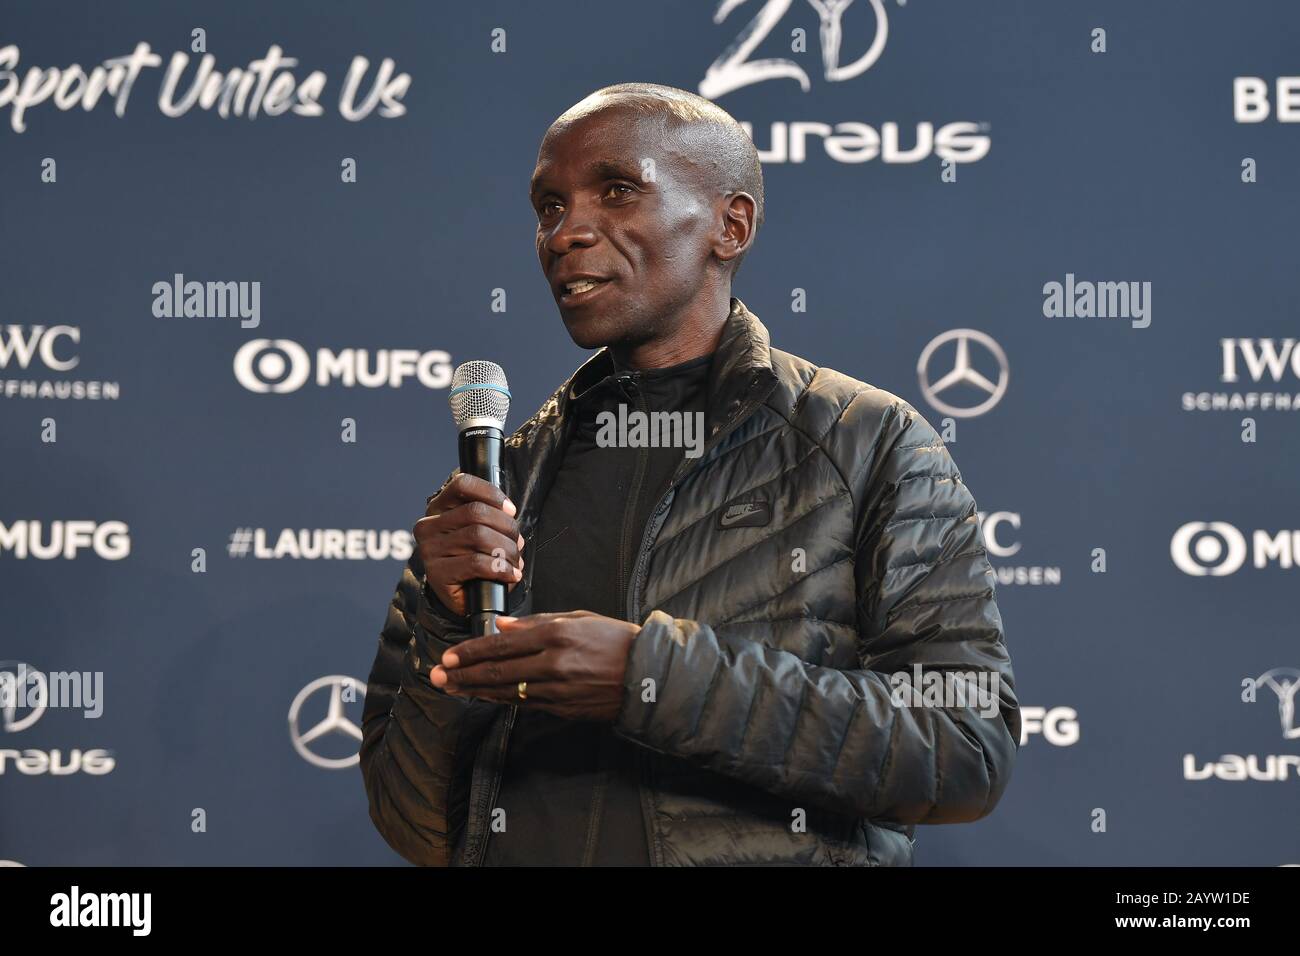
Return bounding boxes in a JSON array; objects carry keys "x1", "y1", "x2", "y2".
[{"x1": 480, "y1": 351, "x2": 713, "y2": 866}]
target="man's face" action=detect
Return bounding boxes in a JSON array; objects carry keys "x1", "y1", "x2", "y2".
[{"x1": 530, "y1": 105, "x2": 721, "y2": 350}]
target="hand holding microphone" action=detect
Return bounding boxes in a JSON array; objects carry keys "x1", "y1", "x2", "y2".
[
  {"x1": 420, "y1": 361, "x2": 643, "y2": 717},
  {"x1": 414, "y1": 361, "x2": 522, "y2": 635}
]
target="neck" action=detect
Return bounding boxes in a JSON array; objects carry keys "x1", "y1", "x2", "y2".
[{"x1": 610, "y1": 287, "x2": 732, "y2": 370}]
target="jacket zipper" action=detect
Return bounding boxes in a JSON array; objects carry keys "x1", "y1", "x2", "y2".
[
  {"x1": 575, "y1": 372, "x2": 651, "y2": 865},
  {"x1": 469, "y1": 369, "x2": 769, "y2": 865},
  {"x1": 467, "y1": 704, "x2": 516, "y2": 866},
  {"x1": 624, "y1": 381, "x2": 767, "y2": 868},
  {"x1": 616, "y1": 374, "x2": 650, "y2": 621},
  {"x1": 625, "y1": 382, "x2": 766, "y2": 623}
]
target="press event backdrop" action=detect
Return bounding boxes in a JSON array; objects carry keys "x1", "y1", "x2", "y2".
[{"x1": 2, "y1": 0, "x2": 1298, "y2": 866}]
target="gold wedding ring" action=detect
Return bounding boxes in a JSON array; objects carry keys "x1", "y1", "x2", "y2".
[{"x1": 517, "y1": 681, "x2": 528, "y2": 700}]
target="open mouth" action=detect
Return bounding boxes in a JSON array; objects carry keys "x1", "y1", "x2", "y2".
[{"x1": 559, "y1": 278, "x2": 611, "y2": 303}]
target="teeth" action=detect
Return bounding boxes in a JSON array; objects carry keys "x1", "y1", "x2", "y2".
[{"x1": 566, "y1": 280, "x2": 598, "y2": 295}]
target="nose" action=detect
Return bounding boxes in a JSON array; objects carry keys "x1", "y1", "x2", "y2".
[{"x1": 542, "y1": 200, "x2": 599, "y2": 257}]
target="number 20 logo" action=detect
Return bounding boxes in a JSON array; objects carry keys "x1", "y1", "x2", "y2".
[{"x1": 699, "y1": 0, "x2": 889, "y2": 99}]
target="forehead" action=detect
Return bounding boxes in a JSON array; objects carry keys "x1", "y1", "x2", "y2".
[{"x1": 530, "y1": 106, "x2": 701, "y2": 191}]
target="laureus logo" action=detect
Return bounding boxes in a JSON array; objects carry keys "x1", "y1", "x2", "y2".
[
  {"x1": 701, "y1": 0, "x2": 990, "y2": 165},
  {"x1": 1184, "y1": 669, "x2": 1300, "y2": 782}
]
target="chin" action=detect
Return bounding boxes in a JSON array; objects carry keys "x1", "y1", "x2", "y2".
[{"x1": 558, "y1": 308, "x2": 629, "y2": 351}]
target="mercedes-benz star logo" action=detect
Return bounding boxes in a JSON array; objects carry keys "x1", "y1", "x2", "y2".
[
  {"x1": 288, "y1": 675, "x2": 365, "y2": 769},
  {"x1": 917, "y1": 329, "x2": 1009, "y2": 419}
]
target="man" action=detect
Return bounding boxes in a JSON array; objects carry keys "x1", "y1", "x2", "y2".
[{"x1": 360, "y1": 83, "x2": 1019, "y2": 866}]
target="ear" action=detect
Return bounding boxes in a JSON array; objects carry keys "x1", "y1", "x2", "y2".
[{"x1": 712, "y1": 192, "x2": 757, "y2": 268}]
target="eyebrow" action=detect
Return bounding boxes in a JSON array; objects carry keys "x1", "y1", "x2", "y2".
[{"x1": 530, "y1": 158, "x2": 647, "y2": 200}]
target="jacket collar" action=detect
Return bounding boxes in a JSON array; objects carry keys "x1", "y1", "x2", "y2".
[
  {"x1": 505, "y1": 297, "x2": 779, "y2": 536},
  {"x1": 560, "y1": 296, "x2": 777, "y2": 438}
]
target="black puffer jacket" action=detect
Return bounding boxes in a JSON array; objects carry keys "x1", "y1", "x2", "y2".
[{"x1": 360, "y1": 298, "x2": 1019, "y2": 866}]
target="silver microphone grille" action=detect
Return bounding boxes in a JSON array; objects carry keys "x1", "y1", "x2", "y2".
[{"x1": 449, "y1": 361, "x2": 511, "y2": 430}]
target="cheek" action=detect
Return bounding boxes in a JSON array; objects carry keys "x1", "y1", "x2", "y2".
[
  {"x1": 659, "y1": 193, "x2": 706, "y2": 234},
  {"x1": 668, "y1": 201, "x2": 714, "y2": 258},
  {"x1": 633, "y1": 208, "x2": 710, "y2": 278}
]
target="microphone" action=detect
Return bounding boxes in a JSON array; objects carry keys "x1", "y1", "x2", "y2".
[{"x1": 448, "y1": 361, "x2": 512, "y2": 637}]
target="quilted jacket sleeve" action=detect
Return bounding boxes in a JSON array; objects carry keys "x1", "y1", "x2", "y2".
[
  {"x1": 611, "y1": 397, "x2": 1020, "y2": 824},
  {"x1": 358, "y1": 483, "x2": 504, "y2": 865}
]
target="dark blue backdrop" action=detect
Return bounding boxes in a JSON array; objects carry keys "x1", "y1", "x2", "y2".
[{"x1": 2, "y1": 0, "x2": 1298, "y2": 866}]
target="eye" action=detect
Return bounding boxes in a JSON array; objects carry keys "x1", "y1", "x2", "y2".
[
  {"x1": 538, "y1": 199, "x2": 563, "y2": 220},
  {"x1": 604, "y1": 182, "x2": 636, "y2": 200}
]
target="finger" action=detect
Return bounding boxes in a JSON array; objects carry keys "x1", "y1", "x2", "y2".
[
  {"x1": 496, "y1": 612, "x2": 570, "y2": 631},
  {"x1": 440, "y1": 651, "x2": 554, "y2": 689},
  {"x1": 426, "y1": 553, "x2": 522, "y2": 590},
  {"x1": 496, "y1": 613, "x2": 586, "y2": 643},
  {"x1": 438, "y1": 522, "x2": 523, "y2": 566},
  {"x1": 414, "y1": 524, "x2": 525, "y2": 582},
  {"x1": 441, "y1": 625, "x2": 550, "y2": 669},
  {"x1": 441, "y1": 680, "x2": 570, "y2": 705},
  {"x1": 427, "y1": 500, "x2": 522, "y2": 544},
  {"x1": 428, "y1": 474, "x2": 516, "y2": 517}
]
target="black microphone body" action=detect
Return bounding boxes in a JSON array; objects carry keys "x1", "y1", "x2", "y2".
[
  {"x1": 449, "y1": 360, "x2": 512, "y2": 637},
  {"x1": 458, "y1": 425, "x2": 506, "y2": 636}
]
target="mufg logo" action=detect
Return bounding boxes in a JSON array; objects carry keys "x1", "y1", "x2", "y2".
[{"x1": 1171, "y1": 522, "x2": 1300, "y2": 575}]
